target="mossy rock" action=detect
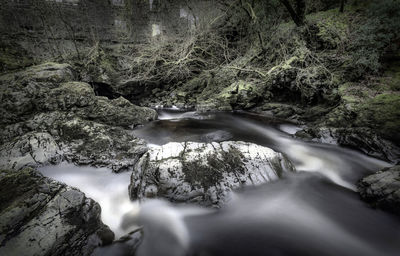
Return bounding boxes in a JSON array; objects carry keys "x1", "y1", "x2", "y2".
[
  {"x1": 42, "y1": 82, "x2": 95, "y2": 110},
  {"x1": 130, "y1": 141, "x2": 295, "y2": 206},
  {"x1": 355, "y1": 93, "x2": 400, "y2": 144}
]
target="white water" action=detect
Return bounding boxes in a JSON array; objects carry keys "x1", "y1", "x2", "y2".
[
  {"x1": 38, "y1": 162, "x2": 139, "y2": 238},
  {"x1": 38, "y1": 111, "x2": 399, "y2": 256}
]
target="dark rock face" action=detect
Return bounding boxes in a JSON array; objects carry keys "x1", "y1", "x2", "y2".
[
  {"x1": 129, "y1": 141, "x2": 295, "y2": 206},
  {"x1": 0, "y1": 168, "x2": 114, "y2": 255},
  {"x1": 295, "y1": 127, "x2": 400, "y2": 163},
  {"x1": 0, "y1": 62, "x2": 156, "y2": 172},
  {"x1": 358, "y1": 165, "x2": 400, "y2": 216},
  {"x1": 329, "y1": 129, "x2": 400, "y2": 163}
]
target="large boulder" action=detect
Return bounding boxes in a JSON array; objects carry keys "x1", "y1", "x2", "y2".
[
  {"x1": 40, "y1": 81, "x2": 96, "y2": 111},
  {"x1": 129, "y1": 141, "x2": 295, "y2": 206},
  {"x1": 0, "y1": 168, "x2": 114, "y2": 256},
  {"x1": 358, "y1": 165, "x2": 400, "y2": 216}
]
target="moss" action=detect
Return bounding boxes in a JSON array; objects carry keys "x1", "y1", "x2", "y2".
[
  {"x1": 0, "y1": 169, "x2": 46, "y2": 211},
  {"x1": 182, "y1": 158, "x2": 224, "y2": 190},
  {"x1": 308, "y1": 8, "x2": 350, "y2": 49},
  {"x1": 383, "y1": 63, "x2": 400, "y2": 91},
  {"x1": 182, "y1": 147, "x2": 246, "y2": 190},
  {"x1": 355, "y1": 93, "x2": 400, "y2": 143},
  {"x1": 60, "y1": 121, "x2": 90, "y2": 141}
]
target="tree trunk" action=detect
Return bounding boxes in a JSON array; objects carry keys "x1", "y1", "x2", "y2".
[
  {"x1": 279, "y1": 0, "x2": 305, "y2": 27},
  {"x1": 340, "y1": 0, "x2": 345, "y2": 13}
]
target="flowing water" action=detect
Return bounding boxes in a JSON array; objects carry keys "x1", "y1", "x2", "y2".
[{"x1": 40, "y1": 109, "x2": 400, "y2": 256}]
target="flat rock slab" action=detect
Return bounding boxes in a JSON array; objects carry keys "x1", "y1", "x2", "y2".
[{"x1": 130, "y1": 141, "x2": 295, "y2": 206}]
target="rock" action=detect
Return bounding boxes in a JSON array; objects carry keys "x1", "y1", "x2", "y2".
[
  {"x1": 195, "y1": 80, "x2": 262, "y2": 112},
  {"x1": 0, "y1": 63, "x2": 157, "y2": 171},
  {"x1": 354, "y1": 93, "x2": 400, "y2": 145},
  {"x1": 58, "y1": 117, "x2": 148, "y2": 172},
  {"x1": 81, "y1": 96, "x2": 157, "y2": 128},
  {"x1": 0, "y1": 63, "x2": 75, "y2": 124},
  {"x1": 0, "y1": 62, "x2": 156, "y2": 127},
  {"x1": 0, "y1": 112, "x2": 149, "y2": 172},
  {"x1": 201, "y1": 130, "x2": 233, "y2": 142},
  {"x1": 129, "y1": 141, "x2": 295, "y2": 206},
  {"x1": 20, "y1": 62, "x2": 76, "y2": 84},
  {"x1": 196, "y1": 100, "x2": 233, "y2": 112},
  {"x1": 358, "y1": 165, "x2": 400, "y2": 216},
  {"x1": 0, "y1": 132, "x2": 61, "y2": 170},
  {"x1": 92, "y1": 228, "x2": 142, "y2": 256},
  {"x1": 0, "y1": 168, "x2": 114, "y2": 256},
  {"x1": 256, "y1": 102, "x2": 305, "y2": 120},
  {"x1": 41, "y1": 82, "x2": 96, "y2": 111},
  {"x1": 296, "y1": 127, "x2": 400, "y2": 162}
]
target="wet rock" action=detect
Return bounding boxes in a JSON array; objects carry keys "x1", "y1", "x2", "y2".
[
  {"x1": 92, "y1": 228, "x2": 142, "y2": 256},
  {"x1": 255, "y1": 102, "x2": 305, "y2": 121},
  {"x1": 358, "y1": 165, "x2": 400, "y2": 216},
  {"x1": 296, "y1": 127, "x2": 400, "y2": 163},
  {"x1": 196, "y1": 100, "x2": 233, "y2": 113},
  {"x1": 129, "y1": 141, "x2": 295, "y2": 206},
  {"x1": 0, "y1": 63, "x2": 156, "y2": 127},
  {"x1": 201, "y1": 130, "x2": 233, "y2": 142},
  {"x1": 0, "y1": 168, "x2": 114, "y2": 256}
]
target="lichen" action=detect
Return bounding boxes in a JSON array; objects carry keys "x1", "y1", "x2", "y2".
[{"x1": 182, "y1": 147, "x2": 246, "y2": 190}]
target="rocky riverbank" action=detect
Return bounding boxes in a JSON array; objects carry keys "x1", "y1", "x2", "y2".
[
  {"x1": 1, "y1": 1, "x2": 400, "y2": 254},
  {"x1": 0, "y1": 62, "x2": 157, "y2": 172},
  {"x1": 358, "y1": 165, "x2": 400, "y2": 216},
  {"x1": 0, "y1": 168, "x2": 114, "y2": 255}
]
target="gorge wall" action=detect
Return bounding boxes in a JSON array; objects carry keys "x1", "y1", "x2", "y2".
[{"x1": 0, "y1": 0, "x2": 211, "y2": 71}]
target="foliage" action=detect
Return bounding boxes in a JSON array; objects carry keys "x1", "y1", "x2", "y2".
[
  {"x1": 348, "y1": 0, "x2": 400, "y2": 79},
  {"x1": 308, "y1": 8, "x2": 350, "y2": 49}
]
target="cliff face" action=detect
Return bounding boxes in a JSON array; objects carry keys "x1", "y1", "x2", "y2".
[{"x1": 0, "y1": 0, "x2": 201, "y2": 71}]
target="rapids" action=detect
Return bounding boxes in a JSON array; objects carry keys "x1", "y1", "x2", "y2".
[{"x1": 40, "y1": 109, "x2": 400, "y2": 256}]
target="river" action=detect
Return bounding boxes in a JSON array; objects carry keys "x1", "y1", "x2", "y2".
[{"x1": 39, "y1": 109, "x2": 400, "y2": 256}]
